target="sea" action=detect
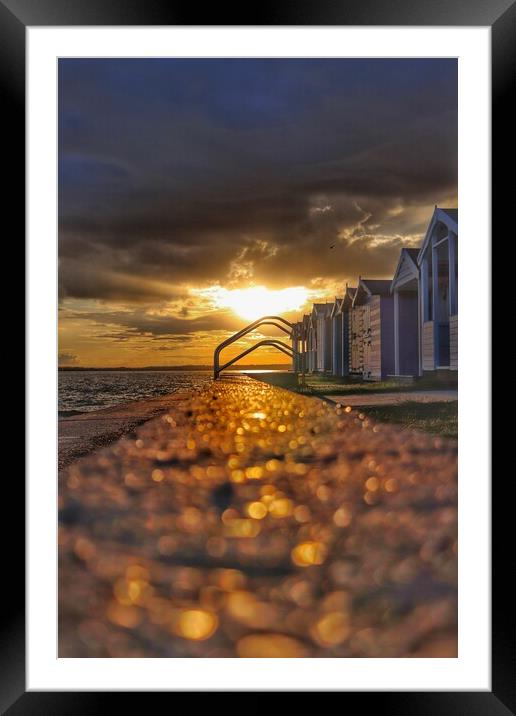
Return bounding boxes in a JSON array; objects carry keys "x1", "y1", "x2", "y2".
[{"x1": 58, "y1": 370, "x2": 212, "y2": 417}]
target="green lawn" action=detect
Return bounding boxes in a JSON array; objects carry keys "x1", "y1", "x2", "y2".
[
  {"x1": 351, "y1": 401, "x2": 457, "y2": 439},
  {"x1": 249, "y1": 372, "x2": 458, "y2": 439},
  {"x1": 296, "y1": 373, "x2": 457, "y2": 396}
]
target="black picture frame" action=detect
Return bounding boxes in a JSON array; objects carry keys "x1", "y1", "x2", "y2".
[{"x1": 4, "y1": 0, "x2": 509, "y2": 710}]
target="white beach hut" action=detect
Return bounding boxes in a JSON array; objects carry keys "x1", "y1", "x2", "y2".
[
  {"x1": 332, "y1": 286, "x2": 356, "y2": 377},
  {"x1": 306, "y1": 313, "x2": 316, "y2": 373},
  {"x1": 417, "y1": 207, "x2": 458, "y2": 374},
  {"x1": 312, "y1": 303, "x2": 333, "y2": 373}
]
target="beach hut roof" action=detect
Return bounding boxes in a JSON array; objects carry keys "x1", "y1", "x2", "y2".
[
  {"x1": 331, "y1": 297, "x2": 344, "y2": 317},
  {"x1": 391, "y1": 248, "x2": 419, "y2": 292},
  {"x1": 352, "y1": 278, "x2": 391, "y2": 306},
  {"x1": 417, "y1": 207, "x2": 458, "y2": 264},
  {"x1": 360, "y1": 279, "x2": 392, "y2": 296},
  {"x1": 312, "y1": 303, "x2": 332, "y2": 317},
  {"x1": 440, "y1": 208, "x2": 458, "y2": 224},
  {"x1": 339, "y1": 286, "x2": 357, "y2": 312}
]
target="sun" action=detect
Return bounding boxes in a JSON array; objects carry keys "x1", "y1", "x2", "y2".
[{"x1": 197, "y1": 285, "x2": 310, "y2": 322}]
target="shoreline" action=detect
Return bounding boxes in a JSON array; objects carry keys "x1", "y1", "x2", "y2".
[
  {"x1": 58, "y1": 389, "x2": 199, "y2": 470},
  {"x1": 58, "y1": 371, "x2": 293, "y2": 469},
  {"x1": 58, "y1": 372, "x2": 458, "y2": 469}
]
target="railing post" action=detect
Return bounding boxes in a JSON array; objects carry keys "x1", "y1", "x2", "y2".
[{"x1": 213, "y1": 345, "x2": 220, "y2": 380}]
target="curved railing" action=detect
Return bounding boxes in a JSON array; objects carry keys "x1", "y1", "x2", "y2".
[
  {"x1": 213, "y1": 316, "x2": 294, "y2": 379},
  {"x1": 215, "y1": 339, "x2": 295, "y2": 377}
]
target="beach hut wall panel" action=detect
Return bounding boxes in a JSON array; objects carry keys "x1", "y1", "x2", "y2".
[
  {"x1": 342, "y1": 309, "x2": 351, "y2": 376},
  {"x1": 316, "y1": 312, "x2": 325, "y2": 372},
  {"x1": 365, "y1": 295, "x2": 395, "y2": 380},
  {"x1": 395, "y1": 292, "x2": 419, "y2": 375},
  {"x1": 324, "y1": 310, "x2": 333, "y2": 372},
  {"x1": 367, "y1": 298, "x2": 380, "y2": 379},
  {"x1": 331, "y1": 298, "x2": 343, "y2": 376},
  {"x1": 422, "y1": 321, "x2": 435, "y2": 371},
  {"x1": 352, "y1": 279, "x2": 394, "y2": 380},
  {"x1": 350, "y1": 305, "x2": 366, "y2": 375},
  {"x1": 449, "y1": 315, "x2": 458, "y2": 370},
  {"x1": 418, "y1": 207, "x2": 458, "y2": 372}
]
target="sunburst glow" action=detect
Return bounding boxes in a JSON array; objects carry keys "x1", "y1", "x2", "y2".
[{"x1": 196, "y1": 285, "x2": 310, "y2": 321}]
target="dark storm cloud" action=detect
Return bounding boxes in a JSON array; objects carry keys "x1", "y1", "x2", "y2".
[
  {"x1": 59, "y1": 58, "x2": 457, "y2": 299},
  {"x1": 63, "y1": 307, "x2": 245, "y2": 338}
]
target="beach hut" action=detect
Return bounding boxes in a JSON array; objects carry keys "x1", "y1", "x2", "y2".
[
  {"x1": 340, "y1": 285, "x2": 356, "y2": 377},
  {"x1": 324, "y1": 305, "x2": 334, "y2": 373},
  {"x1": 306, "y1": 313, "x2": 316, "y2": 373},
  {"x1": 331, "y1": 297, "x2": 344, "y2": 376},
  {"x1": 291, "y1": 321, "x2": 304, "y2": 372},
  {"x1": 391, "y1": 248, "x2": 420, "y2": 377},
  {"x1": 300, "y1": 314, "x2": 310, "y2": 374},
  {"x1": 352, "y1": 278, "x2": 395, "y2": 380},
  {"x1": 417, "y1": 207, "x2": 458, "y2": 373},
  {"x1": 332, "y1": 286, "x2": 355, "y2": 377},
  {"x1": 312, "y1": 303, "x2": 333, "y2": 372}
]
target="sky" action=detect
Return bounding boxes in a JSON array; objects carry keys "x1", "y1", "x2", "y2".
[{"x1": 58, "y1": 58, "x2": 457, "y2": 367}]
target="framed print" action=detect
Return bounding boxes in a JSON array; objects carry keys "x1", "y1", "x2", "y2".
[{"x1": 4, "y1": 0, "x2": 510, "y2": 709}]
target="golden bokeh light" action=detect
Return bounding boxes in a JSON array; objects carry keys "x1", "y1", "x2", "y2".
[
  {"x1": 291, "y1": 541, "x2": 328, "y2": 567},
  {"x1": 268, "y1": 497, "x2": 294, "y2": 518},
  {"x1": 176, "y1": 609, "x2": 218, "y2": 641},
  {"x1": 59, "y1": 372, "x2": 458, "y2": 659},
  {"x1": 246, "y1": 501, "x2": 268, "y2": 520},
  {"x1": 236, "y1": 633, "x2": 310, "y2": 658},
  {"x1": 312, "y1": 611, "x2": 350, "y2": 647}
]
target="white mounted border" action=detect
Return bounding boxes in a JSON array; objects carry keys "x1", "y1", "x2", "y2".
[{"x1": 27, "y1": 26, "x2": 490, "y2": 691}]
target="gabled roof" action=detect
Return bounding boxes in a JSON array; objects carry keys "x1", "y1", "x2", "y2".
[
  {"x1": 353, "y1": 279, "x2": 391, "y2": 306},
  {"x1": 391, "y1": 248, "x2": 419, "y2": 292},
  {"x1": 418, "y1": 207, "x2": 458, "y2": 264},
  {"x1": 360, "y1": 279, "x2": 392, "y2": 296},
  {"x1": 440, "y1": 208, "x2": 458, "y2": 224},
  {"x1": 312, "y1": 303, "x2": 332, "y2": 318},
  {"x1": 330, "y1": 297, "x2": 344, "y2": 318},
  {"x1": 292, "y1": 321, "x2": 303, "y2": 338},
  {"x1": 337, "y1": 286, "x2": 356, "y2": 313}
]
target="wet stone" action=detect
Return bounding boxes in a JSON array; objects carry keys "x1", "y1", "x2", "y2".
[{"x1": 59, "y1": 375, "x2": 457, "y2": 658}]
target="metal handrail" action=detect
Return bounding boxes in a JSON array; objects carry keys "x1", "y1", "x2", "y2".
[
  {"x1": 213, "y1": 315, "x2": 293, "y2": 379},
  {"x1": 216, "y1": 339, "x2": 295, "y2": 376}
]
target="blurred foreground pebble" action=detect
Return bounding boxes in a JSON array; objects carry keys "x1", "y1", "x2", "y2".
[{"x1": 59, "y1": 376, "x2": 457, "y2": 658}]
